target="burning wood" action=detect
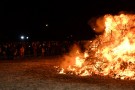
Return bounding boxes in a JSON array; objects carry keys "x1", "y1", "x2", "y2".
[{"x1": 58, "y1": 13, "x2": 135, "y2": 80}]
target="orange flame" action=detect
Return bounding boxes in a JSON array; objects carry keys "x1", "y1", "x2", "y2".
[{"x1": 58, "y1": 13, "x2": 135, "y2": 80}]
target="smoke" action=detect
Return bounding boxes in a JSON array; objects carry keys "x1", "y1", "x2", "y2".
[{"x1": 88, "y1": 16, "x2": 105, "y2": 34}]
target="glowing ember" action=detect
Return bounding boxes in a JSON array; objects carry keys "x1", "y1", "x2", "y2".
[{"x1": 58, "y1": 13, "x2": 135, "y2": 80}]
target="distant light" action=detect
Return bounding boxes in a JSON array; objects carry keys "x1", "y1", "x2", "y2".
[
  {"x1": 46, "y1": 24, "x2": 48, "y2": 27},
  {"x1": 26, "y1": 36, "x2": 29, "y2": 39},
  {"x1": 20, "y1": 36, "x2": 24, "y2": 40},
  {"x1": 70, "y1": 35, "x2": 73, "y2": 37}
]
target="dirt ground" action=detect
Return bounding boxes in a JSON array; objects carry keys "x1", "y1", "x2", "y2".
[{"x1": 0, "y1": 56, "x2": 135, "y2": 90}]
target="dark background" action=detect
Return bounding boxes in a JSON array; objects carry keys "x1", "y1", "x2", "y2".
[{"x1": 1, "y1": 0, "x2": 135, "y2": 41}]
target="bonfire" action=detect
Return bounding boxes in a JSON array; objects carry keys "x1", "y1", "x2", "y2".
[{"x1": 58, "y1": 12, "x2": 135, "y2": 80}]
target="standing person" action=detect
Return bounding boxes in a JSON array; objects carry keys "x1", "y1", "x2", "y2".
[
  {"x1": 0, "y1": 46, "x2": 2, "y2": 59},
  {"x1": 32, "y1": 43, "x2": 37, "y2": 57},
  {"x1": 3, "y1": 44, "x2": 7, "y2": 60},
  {"x1": 20, "y1": 45, "x2": 25, "y2": 58},
  {"x1": 41, "y1": 46, "x2": 45, "y2": 57},
  {"x1": 7, "y1": 44, "x2": 13, "y2": 60}
]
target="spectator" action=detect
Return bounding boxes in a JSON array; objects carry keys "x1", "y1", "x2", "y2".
[
  {"x1": 41, "y1": 46, "x2": 45, "y2": 57},
  {"x1": 20, "y1": 46, "x2": 25, "y2": 58}
]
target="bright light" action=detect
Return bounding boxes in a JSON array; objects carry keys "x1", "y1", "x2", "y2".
[
  {"x1": 26, "y1": 36, "x2": 29, "y2": 39},
  {"x1": 20, "y1": 36, "x2": 24, "y2": 40},
  {"x1": 46, "y1": 24, "x2": 48, "y2": 27}
]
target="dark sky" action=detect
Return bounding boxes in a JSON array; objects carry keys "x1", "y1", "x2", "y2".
[{"x1": 1, "y1": 0, "x2": 135, "y2": 41}]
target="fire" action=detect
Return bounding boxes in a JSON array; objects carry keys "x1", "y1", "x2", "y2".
[{"x1": 58, "y1": 13, "x2": 135, "y2": 80}]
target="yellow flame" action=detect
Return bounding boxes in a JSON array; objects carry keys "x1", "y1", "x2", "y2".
[
  {"x1": 59, "y1": 13, "x2": 135, "y2": 80},
  {"x1": 75, "y1": 57, "x2": 85, "y2": 67}
]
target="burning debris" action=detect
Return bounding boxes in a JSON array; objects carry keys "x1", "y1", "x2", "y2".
[{"x1": 57, "y1": 12, "x2": 135, "y2": 80}]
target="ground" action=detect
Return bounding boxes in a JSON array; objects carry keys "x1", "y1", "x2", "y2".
[{"x1": 0, "y1": 56, "x2": 135, "y2": 90}]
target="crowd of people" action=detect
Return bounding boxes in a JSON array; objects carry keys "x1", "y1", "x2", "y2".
[{"x1": 0, "y1": 40, "x2": 87, "y2": 60}]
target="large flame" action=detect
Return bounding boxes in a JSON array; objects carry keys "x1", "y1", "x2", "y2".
[{"x1": 58, "y1": 13, "x2": 135, "y2": 80}]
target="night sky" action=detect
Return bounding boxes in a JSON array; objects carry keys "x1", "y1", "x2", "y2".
[{"x1": 1, "y1": 0, "x2": 135, "y2": 41}]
